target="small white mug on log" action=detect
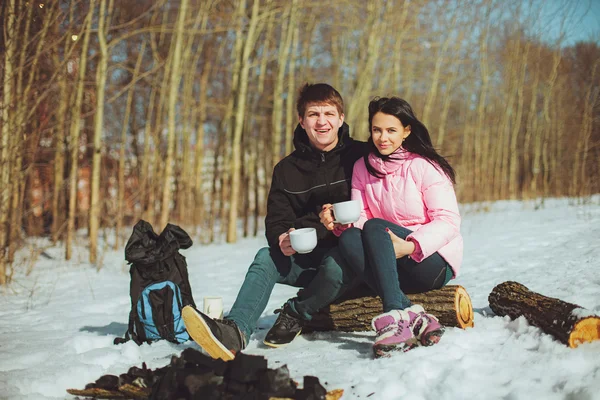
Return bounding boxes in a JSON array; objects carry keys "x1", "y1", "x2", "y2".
[{"x1": 203, "y1": 296, "x2": 224, "y2": 319}]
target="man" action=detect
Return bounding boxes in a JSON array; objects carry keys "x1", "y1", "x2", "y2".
[{"x1": 182, "y1": 83, "x2": 367, "y2": 361}]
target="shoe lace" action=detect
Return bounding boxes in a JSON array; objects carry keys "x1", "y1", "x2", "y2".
[{"x1": 274, "y1": 308, "x2": 301, "y2": 330}]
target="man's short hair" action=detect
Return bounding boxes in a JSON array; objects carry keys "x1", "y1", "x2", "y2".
[{"x1": 297, "y1": 83, "x2": 344, "y2": 118}]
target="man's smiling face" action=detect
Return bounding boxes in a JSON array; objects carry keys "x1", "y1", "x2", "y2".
[{"x1": 299, "y1": 103, "x2": 345, "y2": 152}]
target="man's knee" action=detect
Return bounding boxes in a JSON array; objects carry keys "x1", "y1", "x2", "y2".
[
  {"x1": 319, "y1": 255, "x2": 349, "y2": 287},
  {"x1": 248, "y1": 247, "x2": 280, "y2": 277}
]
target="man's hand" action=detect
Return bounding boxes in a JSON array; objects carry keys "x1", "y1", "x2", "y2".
[
  {"x1": 279, "y1": 228, "x2": 296, "y2": 256},
  {"x1": 386, "y1": 228, "x2": 415, "y2": 259}
]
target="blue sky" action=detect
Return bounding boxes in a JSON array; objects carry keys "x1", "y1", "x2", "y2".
[{"x1": 539, "y1": 0, "x2": 600, "y2": 46}]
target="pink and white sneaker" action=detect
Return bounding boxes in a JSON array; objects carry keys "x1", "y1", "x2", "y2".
[
  {"x1": 371, "y1": 306, "x2": 423, "y2": 358},
  {"x1": 411, "y1": 306, "x2": 445, "y2": 346}
]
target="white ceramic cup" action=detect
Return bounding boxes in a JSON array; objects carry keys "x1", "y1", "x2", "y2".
[
  {"x1": 203, "y1": 297, "x2": 224, "y2": 319},
  {"x1": 332, "y1": 200, "x2": 361, "y2": 224},
  {"x1": 289, "y1": 228, "x2": 318, "y2": 254}
]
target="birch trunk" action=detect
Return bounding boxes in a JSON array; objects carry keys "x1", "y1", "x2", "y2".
[
  {"x1": 508, "y1": 41, "x2": 530, "y2": 199},
  {"x1": 227, "y1": 0, "x2": 262, "y2": 243},
  {"x1": 90, "y1": 0, "x2": 112, "y2": 265},
  {"x1": 271, "y1": 1, "x2": 295, "y2": 165},
  {"x1": 159, "y1": 0, "x2": 188, "y2": 230},
  {"x1": 0, "y1": 0, "x2": 17, "y2": 283},
  {"x1": 140, "y1": 87, "x2": 156, "y2": 223},
  {"x1": 66, "y1": 2, "x2": 94, "y2": 261},
  {"x1": 116, "y1": 41, "x2": 145, "y2": 250},
  {"x1": 284, "y1": 25, "x2": 299, "y2": 156},
  {"x1": 421, "y1": 13, "x2": 457, "y2": 126}
]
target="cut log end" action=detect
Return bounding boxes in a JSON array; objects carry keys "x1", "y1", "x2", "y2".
[
  {"x1": 569, "y1": 317, "x2": 600, "y2": 348},
  {"x1": 455, "y1": 286, "x2": 475, "y2": 329}
]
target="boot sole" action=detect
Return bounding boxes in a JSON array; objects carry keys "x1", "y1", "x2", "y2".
[
  {"x1": 373, "y1": 338, "x2": 418, "y2": 358},
  {"x1": 182, "y1": 306, "x2": 235, "y2": 361},
  {"x1": 263, "y1": 329, "x2": 302, "y2": 348},
  {"x1": 420, "y1": 328, "x2": 444, "y2": 346}
]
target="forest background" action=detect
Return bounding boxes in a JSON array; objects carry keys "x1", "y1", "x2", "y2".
[{"x1": 0, "y1": 0, "x2": 598, "y2": 285}]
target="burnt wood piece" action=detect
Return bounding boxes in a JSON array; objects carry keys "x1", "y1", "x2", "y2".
[
  {"x1": 304, "y1": 285, "x2": 474, "y2": 332},
  {"x1": 488, "y1": 281, "x2": 600, "y2": 348}
]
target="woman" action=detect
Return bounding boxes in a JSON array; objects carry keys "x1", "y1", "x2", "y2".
[{"x1": 320, "y1": 97, "x2": 463, "y2": 358}]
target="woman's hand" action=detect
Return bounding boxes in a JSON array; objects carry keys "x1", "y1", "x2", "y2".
[
  {"x1": 386, "y1": 228, "x2": 415, "y2": 259},
  {"x1": 320, "y1": 204, "x2": 351, "y2": 232},
  {"x1": 319, "y1": 204, "x2": 336, "y2": 231}
]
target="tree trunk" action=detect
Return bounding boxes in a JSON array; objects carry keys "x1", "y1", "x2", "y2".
[
  {"x1": 489, "y1": 281, "x2": 600, "y2": 348},
  {"x1": 421, "y1": 12, "x2": 457, "y2": 126},
  {"x1": 508, "y1": 41, "x2": 530, "y2": 199},
  {"x1": 304, "y1": 285, "x2": 474, "y2": 332},
  {"x1": 51, "y1": 28, "x2": 72, "y2": 243},
  {"x1": 0, "y1": 0, "x2": 17, "y2": 284},
  {"x1": 193, "y1": 61, "x2": 211, "y2": 239},
  {"x1": 66, "y1": 1, "x2": 94, "y2": 261},
  {"x1": 346, "y1": 0, "x2": 391, "y2": 140},
  {"x1": 159, "y1": 0, "x2": 188, "y2": 231},
  {"x1": 116, "y1": 41, "x2": 145, "y2": 250},
  {"x1": 227, "y1": 0, "x2": 262, "y2": 243},
  {"x1": 284, "y1": 25, "x2": 299, "y2": 156},
  {"x1": 271, "y1": 1, "x2": 295, "y2": 166},
  {"x1": 90, "y1": 0, "x2": 112, "y2": 265},
  {"x1": 139, "y1": 87, "x2": 156, "y2": 222}
]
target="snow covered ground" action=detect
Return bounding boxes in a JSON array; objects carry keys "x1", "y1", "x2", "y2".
[{"x1": 1, "y1": 197, "x2": 599, "y2": 400}]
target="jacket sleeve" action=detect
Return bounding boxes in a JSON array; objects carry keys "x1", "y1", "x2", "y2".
[
  {"x1": 350, "y1": 160, "x2": 373, "y2": 230},
  {"x1": 264, "y1": 165, "x2": 331, "y2": 248},
  {"x1": 406, "y1": 160, "x2": 461, "y2": 262}
]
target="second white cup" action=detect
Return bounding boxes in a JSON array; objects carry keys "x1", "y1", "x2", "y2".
[
  {"x1": 203, "y1": 296, "x2": 224, "y2": 319},
  {"x1": 332, "y1": 200, "x2": 361, "y2": 224}
]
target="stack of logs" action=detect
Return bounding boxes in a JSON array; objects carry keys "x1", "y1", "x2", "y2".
[{"x1": 305, "y1": 281, "x2": 599, "y2": 348}]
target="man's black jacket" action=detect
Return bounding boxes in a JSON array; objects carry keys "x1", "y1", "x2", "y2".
[{"x1": 265, "y1": 122, "x2": 367, "y2": 251}]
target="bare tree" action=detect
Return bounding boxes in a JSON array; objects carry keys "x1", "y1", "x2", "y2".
[
  {"x1": 159, "y1": 0, "x2": 189, "y2": 230},
  {"x1": 66, "y1": 1, "x2": 95, "y2": 261}
]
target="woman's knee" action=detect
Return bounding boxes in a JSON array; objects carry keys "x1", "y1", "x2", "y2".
[
  {"x1": 339, "y1": 227, "x2": 362, "y2": 253},
  {"x1": 362, "y1": 218, "x2": 389, "y2": 234}
]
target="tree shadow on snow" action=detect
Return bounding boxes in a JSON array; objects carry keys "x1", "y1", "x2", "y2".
[
  {"x1": 302, "y1": 331, "x2": 374, "y2": 358},
  {"x1": 250, "y1": 315, "x2": 373, "y2": 358},
  {"x1": 80, "y1": 322, "x2": 128, "y2": 336}
]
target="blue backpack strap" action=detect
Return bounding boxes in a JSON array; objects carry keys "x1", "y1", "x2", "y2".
[{"x1": 137, "y1": 281, "x2": 189, "y2": 343}]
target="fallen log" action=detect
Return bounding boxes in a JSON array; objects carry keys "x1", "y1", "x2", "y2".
[
  {"x1": 488, "y1": 281, "x2": 600, "y2": 348},
  {"x1": 304, "y1": 284, "x2": 474, "y2": 332}
]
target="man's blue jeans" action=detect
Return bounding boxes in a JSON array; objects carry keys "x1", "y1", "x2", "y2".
[
  {"x1": 226, "y1": 246, "x2": 353, "y2": 341},
  {"x1": 338, "y1": 218, "x2": 452, "y2": 313}
]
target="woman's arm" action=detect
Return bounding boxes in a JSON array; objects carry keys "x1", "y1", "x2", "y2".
[
  {"x1": 331, "y1": 160, "x2": 372, "y2": 236},
  {"x1": 406, "y1": 160, "x2": 461, "y2": 262}
]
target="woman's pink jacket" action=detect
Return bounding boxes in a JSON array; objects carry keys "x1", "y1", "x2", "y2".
[{"x1": 337, "y1": 150, "x2": 463, "y2": 277}]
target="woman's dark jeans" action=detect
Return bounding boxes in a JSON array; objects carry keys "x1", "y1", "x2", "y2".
[{"x1": 338, "y1": 218, "x2": 452, "y2": 312}]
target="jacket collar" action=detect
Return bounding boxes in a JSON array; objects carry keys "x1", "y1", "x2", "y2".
[
  {"x1": 292, "y1": 122, "x2": 352, "y2": 159},
  {"x1": 368, "y1": 147, "x2": 414, "y2": 174}
]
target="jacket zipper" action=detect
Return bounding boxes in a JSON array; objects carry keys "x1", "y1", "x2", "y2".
[{"x1": 320, "y1": 152, "x2": 331, "y2": 194}]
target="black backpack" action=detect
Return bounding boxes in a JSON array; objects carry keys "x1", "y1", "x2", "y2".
[{"x1": 115, "y1": 220, "x2": 196, "y2": 345}]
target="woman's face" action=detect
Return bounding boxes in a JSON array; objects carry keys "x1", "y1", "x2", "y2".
[{"x1": 371, "y1": 112, "x2": 411, "y2": 156}]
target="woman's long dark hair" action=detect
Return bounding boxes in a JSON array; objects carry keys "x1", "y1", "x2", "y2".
[{"x1": 364, "y1": 97, "x2": 456, "y2": 184}]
